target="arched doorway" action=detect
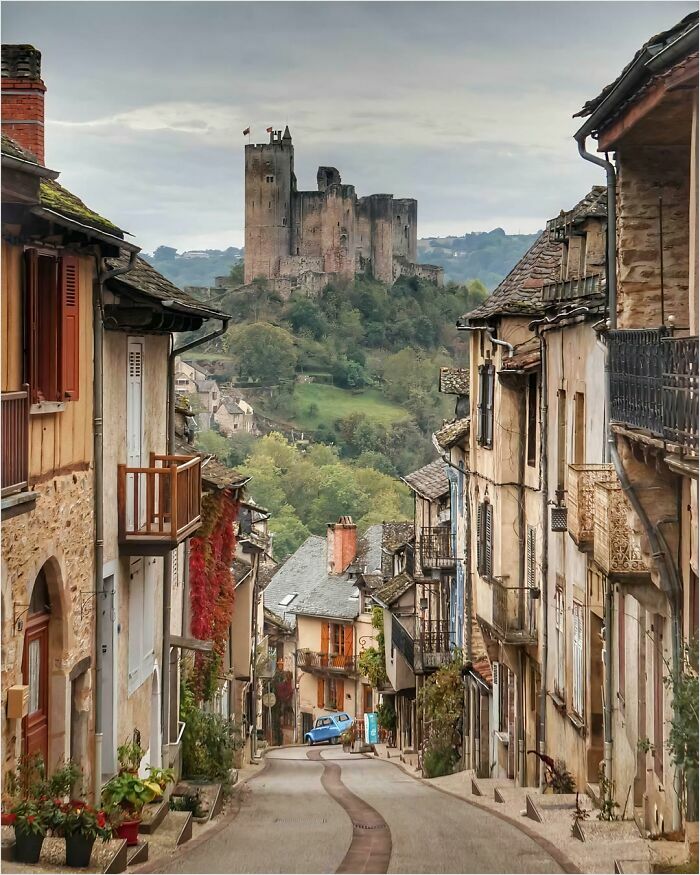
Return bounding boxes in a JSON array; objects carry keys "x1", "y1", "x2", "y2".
[{"x1": 22, "y1": 570, "x2": 51, "y2": 765}]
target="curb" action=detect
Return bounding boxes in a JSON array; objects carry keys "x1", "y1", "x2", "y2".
[
  {"x1": 132, "y1": 757, "x2": 271, "y2": 874},
  {"x1": 374, "y1": 754, "x2": 581, "y2": 875}
]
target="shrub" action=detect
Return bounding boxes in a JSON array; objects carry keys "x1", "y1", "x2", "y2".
[{"x1": 423, "y1": 744, "x2": 458, "y2": 778}]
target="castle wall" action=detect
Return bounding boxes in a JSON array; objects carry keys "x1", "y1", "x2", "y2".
[
  {"x1": 392, "y1": 198, "x2": 418, "y2": 261},
  {"x1": 244, "y1": 140, "x2": 293, "y2": 282},
  {"x1": 293, "y1": 191, "x2": 324, "y2": 259},
  {"x1": 320, "y1": 184, "x2": 356, "y2": 277},
  {"x1": 366, "y1": 194, "x2": 395, "y2": 284}
]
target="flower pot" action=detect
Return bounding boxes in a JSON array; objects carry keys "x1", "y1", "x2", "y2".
[
  {"x1": 65, "y1": 833, "x2": 95, "y2": 867},
  {"x1": 1, "y1": 813, "x2": 15, "y2": 827},
  {"x1": 13, "y1": 830, "x2": 44, "y2": 864},
  {"x1": 116, "y1": 818, "x2": 141, "y2": 846}
]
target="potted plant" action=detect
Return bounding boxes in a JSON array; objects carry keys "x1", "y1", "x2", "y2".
[
  {"x1": 341, "y1": 724, "x2": 357, "y2": 752},
  {"x1": 52, "y1": 801, "x2": 113, "y2": 867},
  {"x1": 145, "y1": 767, "x2": 174, "y2": 800},
  {"x1": 6, "y1": 801, "x2": 48, "y2": 864},
  {"x1": 101, "y1": 773, "x2": 156, "y2": 846},
  {"x1": 117, "y1": 734, "x2": 145, "y2": 775}
]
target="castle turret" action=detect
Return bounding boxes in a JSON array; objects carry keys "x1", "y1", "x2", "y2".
[{"x1": 244, "y1": 128, "x2": 294, "y2": 283}]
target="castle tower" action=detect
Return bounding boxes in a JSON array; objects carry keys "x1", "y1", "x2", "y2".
[{"x1": 244, "y1": 127, "x2": 294, "y2": 283}]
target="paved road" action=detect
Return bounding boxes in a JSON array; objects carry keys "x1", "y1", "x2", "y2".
[{"x1": 167, "y1": 747, "x2": 565, "y2": 874}]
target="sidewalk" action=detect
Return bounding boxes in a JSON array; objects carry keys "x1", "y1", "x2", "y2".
[{"x1": 371, "y1": 745, "x2": 689, "y2": 874}]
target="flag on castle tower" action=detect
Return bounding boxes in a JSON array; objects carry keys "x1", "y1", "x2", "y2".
[
  {"x1": 242, "y1": 127, "x2": 250, "y2": 136},
  {"x1": 266, "y1": 126, "x2": 273, "y2": 133}
]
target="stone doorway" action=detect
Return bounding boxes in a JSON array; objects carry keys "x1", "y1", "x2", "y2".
[{"x1": 21, "y1": 570, "x2": 51, "y2": 764}]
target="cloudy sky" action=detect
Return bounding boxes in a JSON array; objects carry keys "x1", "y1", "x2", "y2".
[{"x1": 3, "y1": 1, "x2": 694, "y2": 253}]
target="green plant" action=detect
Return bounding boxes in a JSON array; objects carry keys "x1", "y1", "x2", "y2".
[
  {"x1": 180, "y1": 674, "x2": 244, "y2": 781},
  {"x1": 117, "y1": 732, "x2": 145, "y2": 774},
  {"x1": 169, "y1": 791, "x2": 205, "y2": 819},
  {"x1": 376, "y1": 699, "x2": 396, "y2": 733},
  {"x1": 358, "y1": 607, "x2": 388, "y2": 689},
  {"x1": 6, "y1": 800, "x2": 49, "y2": 837},
  {"x1": 101, "y1": 773, "x2": 157, "y2": 817},
  {"x1": 51, "y1": 801, "x2": 113, "y2": 842},
  {"x1": 146, "y1": 767, "x2": 174, "y2": 796},
  {"x1": 597, "y1": 767, "x2": 620, "y2": 821},
  {"x1": 341, "y1": 724, "x2": 358, "y2": 747},
  {"x1": 664, "y1": 636, "x2": 698, "y2": 820},
  {"x1": 423, "y1": 744, "x2": 458, "y2": 778},
  {"x1": 637, "y1": 736, "x2": 655, "y2": 755},
  {"x1": 571, "y1": 792, "x2": 590, "y2": 836},
  {"x1": 417, "y1": 656, "x2": 464, "y2": 777}
]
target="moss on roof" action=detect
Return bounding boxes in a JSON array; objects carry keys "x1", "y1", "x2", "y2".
[{"x1": 39, "y1": 179, "x2": 124, "y2": 237}]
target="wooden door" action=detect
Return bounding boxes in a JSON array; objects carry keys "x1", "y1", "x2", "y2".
[{"x1": 22, "y1": 612, "x2": 50, "y2": 765}]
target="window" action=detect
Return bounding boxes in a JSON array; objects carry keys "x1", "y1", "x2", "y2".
[
  {"x1": 25, "y1": 250, "x2": 80, "y2": 404},
  {"x1": 265, "y1": 175, "x2": 274, "y2": 183},
  {"x1": 556, "y1": 389, "x2": 567, "y2": 497},
  {"x1": 363, "y1": 685, "x2": 372, "y2": 713},
  {"x1": 554, "y1": 583, "x2": 565, "y2": 696},
  {"x1": 476, "y1": 359, "x2": 495, "y2": 448},
  {"x1": 572, "y1": 601, "x2": 584, "y2": 717},
  {"x1": 476, "y1": 499, "x2": 493, "y2": 579},
  {"x1": 278, "y1": 592, "x2": 298, "y2": 607},
  {"x1": 526, "y1": 374, "x2": 538, "y2": 467},
  {"x1": 128, "y1": 559, "x2": 155, "y2": 693},
  {"x1": 574, "y1": 392, "x2": 585, "y2": 465}
]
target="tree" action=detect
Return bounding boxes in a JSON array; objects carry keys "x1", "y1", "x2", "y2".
[
  {"x1": 231, "y1": 322, "x2": 298, "y2": 385},
  {"x1": 195, "y1": 429, "x2": 231, "y2": 461},
  {"x1": 229, "y1": 260, "x2": 244, "y2": 286},
  {"x1": 269, "y1": 505, "x2": 311, "y2": 561}
]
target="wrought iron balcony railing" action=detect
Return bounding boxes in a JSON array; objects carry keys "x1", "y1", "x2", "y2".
[
  {"x1": 608, "y1": 328, "x2": 698, "y2": 452},
  {"x1": 542, "y1": 273, "x2": 603, "y2": 303},
  {"x1": 296, "y1": 650, "x2": 358, "y2": 675},
  {"x1": 118, "y1": 453, "x2": 202, "y2": 555},
  {"x1": 419, "y1": 527, "x2": 455, "y2": 569},
  {"x1": 2, "y1": 386, "x2": 30, "y2": 498},
  {"x1": 415, "y1": 618, "x2": 452, "y2": 672},
  {"x1": 567, "y1": 464, "x2": 616, "y2": 549},
  {"x1": 593, "y1": 481, "x2": 647, "y2": 577},
  {"x1": 491, "y1": 579, "x2": 538, "y2": 646},
  {"x1": 391, "y1": 613, "x2": 415, "y2": 671}
]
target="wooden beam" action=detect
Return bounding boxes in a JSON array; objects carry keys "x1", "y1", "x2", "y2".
[{"x1": 170, "y1": 635, "x2": 214, "y2": 653}]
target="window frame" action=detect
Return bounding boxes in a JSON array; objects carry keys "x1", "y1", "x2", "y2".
[
  {"x1": 572, "y1": 600, "x2": 584, "y2": 718},
  {"x1": 476, "y1": 359, "x2": 495, "y2": 449},
  {"x1": 554, "y1": 583, "x2": 565, "y2": 697}
]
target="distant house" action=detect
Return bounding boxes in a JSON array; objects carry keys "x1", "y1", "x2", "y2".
[
  {"x1": 174, "y1": 358, "x2": 207, "y2": 395},
  {"x1": 215, "y1": 396, "x2": 255, "y2": 436}
]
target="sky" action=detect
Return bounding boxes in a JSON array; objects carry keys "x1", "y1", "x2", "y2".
[{"x1": 2, "y1": 0, "x2": 695, "y2": 253}]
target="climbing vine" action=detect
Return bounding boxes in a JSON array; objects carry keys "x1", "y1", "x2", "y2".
[
  {"x1": 358, "y1": 607, "x2": 388, "y2": 689},
  {"x1": 188, "y1": 490, "x2": 239, "y2": 700}
]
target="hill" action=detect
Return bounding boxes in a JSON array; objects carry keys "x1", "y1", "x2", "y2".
[
  {"x1": 418, "y1": 227, "x2": 540, "y2": 287},
  {"x1": 142, "y1": 245, "x2": 243, "y2": 288}
]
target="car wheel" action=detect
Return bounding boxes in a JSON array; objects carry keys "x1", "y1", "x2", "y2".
[
  {"x1": 331, "y1": 736, "x2": 340, "y2": 745},
  {"x1": 307, "y1": 737, "x2": 313, "y2": 746}
]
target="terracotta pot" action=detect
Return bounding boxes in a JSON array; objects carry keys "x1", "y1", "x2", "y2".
[
  {"x1": 115, "y1": 818, "x2": 141, "y2": 846},
  {"x1": 65, "y1": 833, "x2": 95, "y2": 867},
  {"x1": 13, "y1": 830, "x2": 44, "y2": 864}
]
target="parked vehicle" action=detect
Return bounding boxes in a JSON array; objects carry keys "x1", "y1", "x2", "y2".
[{"x1": 304, "y1": 712, "x2": 352, "y2": 745}]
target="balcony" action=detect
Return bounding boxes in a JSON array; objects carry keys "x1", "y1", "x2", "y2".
[
  {"x1": 415, "y1": 619, "x2": 452, "y2": 672},
  {"x1": 419, "y1": 527, "x2": 455, "y2": 570},
  {"x1": 542, "y1": 273, "x2": 603, "y2": 304},
  {"x1": 608, "y1": 328, "x2": 698, "y2": 453},
  {"x1": 491, "y1": 579, "x2": 538, "y2": 646},
  {"x1": 296, "y1": 650, "x2": 358, "y2": 676},
  {"x1": 567, "y1": 464, "x2": 616, "y2": 549},
  {"x1": 391, "y1": 613, "x2": 416, "y2": 671},
  {"x1": 118, "y1": 453, "x2": 202, "y2": 555},
  {"x1": 593, "y1": 481, "x2": 647, "y2": 577},
  {"x1": 2, "y1": 387, "x2": 30, "y2": 498}
]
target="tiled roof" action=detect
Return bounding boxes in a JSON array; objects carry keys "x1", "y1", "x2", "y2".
[
  {"x1": 262, "y1": 535, "x2": 360, "y2": 625},
  {"x1": 220, "y1": 398, "x2": 244, "y2": 415},
  {"x1": 232, "y1": 558, "x2": 253, "y2": 585},
  {"x1": 574, "y1": 12, "x2": 699, "y2": 122},
  {"x1": 2, "y1": 132, "x2": 40, "y2": 163},
  {"x1": 104, "y1": 255, "x2": 225, "y2": 320},
  {"x1": 470, "y1": 657, "x2": 493, "y2": 687},
  {"x1": 459, "y1": 231, "x2": 561, "y2": 323},
  {"x1": 40, "y1": 178, "x2": 125, "y2": 238},
  {"x1": 434, "y1": 417, "x2": 470, "y2": 450},
  {"x1": 196, "y1": 380, "x2": 218, "y2": 393},
  {"x1": 402, "y1": 459, "x2": 449, "y2": 501},
  {"x1": 357, "y1": 524, "x2": 383, "y2": 573},
  {"x1": 439, "y1": 367, "x2": 470, "y2": 396},
  {"x1": 500, "y1": 341, "x2": 541, "y2": 373},
  {"x1": 548, "y1": 187, "x2": 607, "y2": 232},
  {"x1": 374, "y1": 571, "x2": 414, "y2": 607}
]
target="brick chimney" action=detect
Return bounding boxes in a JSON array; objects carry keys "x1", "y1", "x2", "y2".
[
  {"x1": 326, "y1": 516, "x2": 357, "y2": 575},
  {"x1": 1, "y1": 44, "x2": 46, "y2": 164}
]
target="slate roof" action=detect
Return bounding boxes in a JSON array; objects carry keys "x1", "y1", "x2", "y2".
[
  {"x1": 357, "y1": 524, "x2": 384, "y2": 574},
  {"x1": 262, "y1": 535, "x2": 360, "y2": 626},
  {"x1": 439, "y1": 367, "x2": 470, "y2": 396},
  {"x1": 196, "y1": 380, "x2": 218, "y2": 393},
  {"x1": 458, "y1": 231, "x2": 561, "y2": 324},
  {"x1": 402, "y1": 459, "x2": 449, "y2": 501},
  {"x1": 548, "y1": 186, "x2": 607, "y2": 233},
  {"x1": 374, "y1": 571, "x2": 414, "y2": 607},
  {"x1": 220, "y1": 398, "x2": 244, "y2": 415},
  {"x1": 104, "y1": 255, "x2": 225, "y2": 320},
  {"x1": 574, "y1": 12, "x2": 699, "y2": 123},
  {"x1": 434, "y1": 417, "x2": 470, "y2": 450}
]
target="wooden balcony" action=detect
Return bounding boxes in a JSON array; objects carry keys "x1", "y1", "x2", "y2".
[
  {"x1": 593, "y1": 481, "x2": 647, "y2": 577},
  {"x1": 118, "y1": 453, "x2": 202, "y2": 556},
  {"x1": 491, "y1": 579, "x2": 538, "y2": 646},
  {"x1": 419, "y1": 527, "x2": 455, "y2": 570},
  {"x1": 2, "y1": 387, "x2": 30, "y2": 498},
  {"x1": 296, "y1": 650, "x2": 358, "y2": 676},
  {"x1": 567, "y1": 464, "x2": 616, "y2": 549}
]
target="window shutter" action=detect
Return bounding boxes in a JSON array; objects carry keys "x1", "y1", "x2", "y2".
[
  {"x1": 343, "y1": 625, "x2": 353, "y2": 657},
  {"x1": 335, "y1": 679, "x2": 344, "y2": 708},
  {"x1": 317, "y1": 678, "x2": 325, "y2": 709},
  {"x1": 25, "y1": 250, "x2": 40, "y2": 403},
  {"x1": 476, "y1": 502, "x2": 483, "y2": 575},
  {"x1": 485, "y1": 502, "x2": 493, "y2": 579},
  {"x1": 526, "y1": 527, "x2": 536, "y2": 589},
  {"x1": 485, "y1": 363, "x2": 495, "y2": 448},
  {"x1": 476, "y1": 365, "x2": 484, "y2": 443},
  {"x1": 59, "y1": 255, "x2": 80, "y2": 400},
  {"x1": 573, "y1": 603, "x2": 583, "y2": 716},
  {"x1": 321, "y1": 622, "x2": 330, "y2": 654}
]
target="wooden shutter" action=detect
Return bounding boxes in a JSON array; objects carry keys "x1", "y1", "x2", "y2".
[
  {"x1": 484, "y1": 501, "x2": 493, "y2": 579},
  {"x1": 572, "y1": 602, "x2": 583, "y2": 716},
  {"x1": 317, "y1": 677, "x2": 325, "y2": 709},
  {"x1": 321, "y1": 622, "x2": 330, "y2": 653},
  {"x1": 476, "y1": 502, "x2": 483, "y2": 576},
  {"x1": 343, "y1": 625, "x2": 353, "y2": 657},
  {"x1": 485, "y1": 363, "x2": 494, "y2": 448},
  {"x1": 59, "y1": 255, "x2": 80, "y2": 400},
  {"x1": 476, "y1": 365, "x2": 484, "y2": 443},
  {"x1": 25, "y1": 250, "x2": 40, "y2": 403},
  {"x1": 526, "y1": 527, "x2": 536, "y2": 589},
  {"x1": 335, "y1": 679, "x2": 344, "y2": 709}
]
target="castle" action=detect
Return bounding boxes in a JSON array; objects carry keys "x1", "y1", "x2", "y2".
[{"x1": 244, "y1": 127, "x2": 443, "y2": 295}]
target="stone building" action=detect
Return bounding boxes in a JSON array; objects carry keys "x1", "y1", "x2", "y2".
[{"x1": 244, "y1": 128, "x2": 443, "y2": 294}]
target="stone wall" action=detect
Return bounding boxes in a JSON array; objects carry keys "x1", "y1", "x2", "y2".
[
  {"x1": 1, "y1": 469, "x2": 95, "y2": 783},
  {"x1": 617, "y1": 145, "x2": 690, "y2": 328},
  {"x1": 279, "y1": 255, "x2": 324, "y2": 276},
  {"x1": 393, "y1": 257, "x2": 444, "y2": 287}
]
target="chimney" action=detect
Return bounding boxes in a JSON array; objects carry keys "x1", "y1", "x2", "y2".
[
  {"x1": 326, "y1": 516, "x2": 357, "y2": 575},
  {"x1": 1, "y1": 44, "x2": 46, "y2": 164}
]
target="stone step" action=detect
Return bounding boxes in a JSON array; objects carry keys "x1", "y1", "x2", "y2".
[
  {"x1": 586, "y1": 782, "x2": 601, "y2": 807},
  {"x1": 471, "y1": 776, "x2": 510, "y2": 799},
  {"x1": 148, "y1": 810, "x2": 193, "y2": 848},
  {"x1": 126, "y1": 841, "x2": 149, "y2": 867},
  {"x1": 633, "y1": 807, "x2": 647, "y2": 838},
  {"x1": 526, "y1": 792, "x2": 593, "y2": 824},
  {"x1": 139, "y1": 798, "x2": 169, "y2": 834},
  {"x1": 576, "y1": 818, "x2": 646, "y2": 845},
  {"x1": 614, "y1": 860, "x2": 652, "y2": 874},
  {"x1": 494, "y1": 784, "x2": 528, "y2": 806}
]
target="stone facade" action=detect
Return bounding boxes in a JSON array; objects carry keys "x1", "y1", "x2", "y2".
[{"x1": 244, "y1": 128, "x2": 443, "y2": 293}]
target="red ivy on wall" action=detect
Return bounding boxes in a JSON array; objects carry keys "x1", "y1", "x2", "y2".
[{"x1": 188, "y1": 490, "x2": 239, "y2": 700}]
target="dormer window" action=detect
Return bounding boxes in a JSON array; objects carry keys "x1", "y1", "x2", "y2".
[{"x1": 279, "y1": 592, "x2": 298, "y2": 607}]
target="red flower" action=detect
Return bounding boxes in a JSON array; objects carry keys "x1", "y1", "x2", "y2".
[
  {"x1": 96, "y1": 811, "x2": 106, "y2": 829},
  {"x1": 26, "y1": 815, "x2": 35, "y2": 824},
  {"x1": 70, "y1": 800, "x2": 86, "y2": 810},
  {"x1": 2, "y1": 813, "x2": 17, "y2": 825}
]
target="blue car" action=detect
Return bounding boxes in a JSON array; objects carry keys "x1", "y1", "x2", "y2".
[{"x1": 304, "y1": 712, "x2": 352, "y2": 745}]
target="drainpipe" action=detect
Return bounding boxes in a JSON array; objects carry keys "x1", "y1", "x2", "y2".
[
  {"x1": 516, "y1": 386, "x2": 527, "y2": 787},
  {"x1": 457, "y1": 324, "x2": 515, "y2": 357},
  {"x1": 162, "y1": 314, "x2": 230, "y2": 766},
  {"x1": 92, "y1": 248, "x2": 138, "y2": 802}
]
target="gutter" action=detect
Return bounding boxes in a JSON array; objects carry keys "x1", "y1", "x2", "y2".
[
  {"x1": 93, "y1": 248, "x2": 138, "y2": 801},
  {"x1": 1, "y1": 153, "x2": 59, "y2": 179},
  {"x1": 31, "y1": 205, "x2": 139, "y2": 253},
  {"x1": 457, "y1": 323, "x2": 515, "y2": 357}
]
